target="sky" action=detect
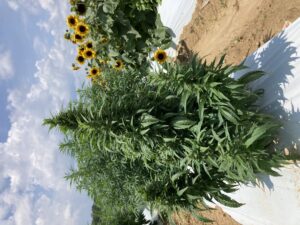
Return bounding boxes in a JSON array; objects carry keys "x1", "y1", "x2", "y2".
[{"x1": 0, "y1": 0, "x2": 93, "y2": 224}]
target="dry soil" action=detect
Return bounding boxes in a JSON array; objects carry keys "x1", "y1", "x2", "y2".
[{"x1": 179, "y1": 0, "x2": 300, "y2": 64}]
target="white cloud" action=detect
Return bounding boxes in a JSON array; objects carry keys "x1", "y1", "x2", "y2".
[
  {"x1": 1, "y1": 0, "x2": 92, "y2": 225},
  {"x1": 6, "y1": 0, "x2": 58, "y2": 15},
  {"x1": 6, "y1": 0, "x2": 19, "y2": 11},
  {"x1": 5, "y1": 0, "x2": 39, "y2": 14},
  {"x1": 0, "y1": 50, "x2": 14, "y2": 80}
]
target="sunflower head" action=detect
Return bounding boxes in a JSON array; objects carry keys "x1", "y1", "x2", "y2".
[
  {"x1": 73, "y1": 33, "x2": 84, "y2": 43},
  {"x1": 87, "y1": 67, "x2": 101, "y2": 79},
  {"x1": 66, "y1": 15, "x2": 78, "y2": 28},
  {"x1": 83, "y1": 49, "x2": 96, "y2": 59},
  {"x1": 78, "y1": 45, "x2": 85, "y2": 55},
  {"x1": 64, "y1": 33, "x2": 71, "y2": 40},
  {"x1": 113, "y1": 60, "x2": 124, "y2": 71},
  {"x1": 76, "y1": 3, "x2": 87, "y2": 15},
  {"x1": 100, "y1": 37, "x2": 108, "y2": 44},
  {"x1": 85, "y1": 41, "x2": 93, "y2": 49},
  {"x1": 76, "y1": 55, "x2": 85, "y2": 65},
  {"x1": 72, "y1": 64, "x2": 80, "y2": 71},
  {"x1": 154, "y1": 49, "x2": 167, "y2": 64},
  {"x1": 76, "y1": 22, "x2": 89, "y2": 36},
  {"x1": 98, "y1": 59, "x2": 107, "y2": 65}
]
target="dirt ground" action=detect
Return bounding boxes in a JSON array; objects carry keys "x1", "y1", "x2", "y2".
[
  {"x1": 176, "y1": 0, "x2": 300, "y2": 224},
  {"x1": 173, "y1": 207, "x2": 241, "y2": 225},
  {"x1": 178, "y1": 0, "x2": 300, "y2": 65}
]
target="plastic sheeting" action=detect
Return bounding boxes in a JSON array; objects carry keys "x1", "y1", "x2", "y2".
[
  {"x1": 219, "y1": 17, "x2": 300, "y2": 225},
  {"x1": 158, "y1": 0, "x2": 197, "y2": 57}
]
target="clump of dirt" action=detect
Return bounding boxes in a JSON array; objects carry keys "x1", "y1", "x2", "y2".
[
  {"x1": 173, "y1": 207, "x2": 241, "y2": 225},
  {"x1": 179, "y1": 0, "x2": 300, "y2": 64}
]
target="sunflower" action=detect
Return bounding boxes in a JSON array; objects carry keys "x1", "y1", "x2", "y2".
[
  {"x1": 83, "y1": 49, "x2": 96, "y2": 59},
  {"x1": 76, "y1": 55, "x2": 85, "y2": 65},
  {"x1": 72, "y1": 33, "x2": 84, "y2": 43},
  {"x1": 66, "y1": 15, "x2": 78, "y2": 28},
  {"x1": 76, "y1": 22, "x2": 89, "y2": 36},
  {"x1": 154, "y1": 49, "x2": 167, "y2": 64},
  {"x1": 98, "y1": 59, "x2": 107, "y2": 65},
  {"x1": 64, "y1": 33, "x2": 71, "y2": 40},
  {"x1": 100, "y1": 37, "x2": 108, "y2": 44},
  {"x1": 85, "y1": 41, "x2": 93, "y2": 49},
  {"x1": 78, "y1": 45, "x2": 85, "y2": 55},
  {"x1": 87, "y1": 67, "x2": 101, "y2": 79},
  {"x1": 72, "y1": 64, "x2": 80, "y2": 70},
  {"x1": 76, "y1": 3, "x2": 87, "y2": 15},
  {"x1": 113, "y1": 60, "x2": 124, "y2": 71}
]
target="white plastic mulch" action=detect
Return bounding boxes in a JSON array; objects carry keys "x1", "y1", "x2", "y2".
[
  {"x1": 222, "y1": 17, "x2": 300, "y2": 225},
  {"x1": 158, "y1": 0, "x2": 197, "y2": 57}
]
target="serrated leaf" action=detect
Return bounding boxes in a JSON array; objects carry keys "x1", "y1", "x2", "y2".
[
  {"x1": 172, "y1": 117, "x2": 196, "y2": 129},
  {"x1": 238, "y1": 70, "x2": 265, "y2": 84},
  {"x1": 171, "y1": 172, "x2": 184, "y2": 182},
  {"x1": 141, "y1": 113, "x2": 160, "y2": 128},
  {"x1": 220, "y1": 107, "x2": 239, "y2": 125},
  {"x1": 245, "y1": 124, "x2": 276, "y2": 148},
  {"x1": 187, "y1": 194, "x2": 201, "y2": 200},
  {"x1": 191, "y1": 211, "x2": 214, "y2": 223},
  {"x1": 177, "y1": 187, "x2": 188, "y2": 196},
  {"x1": 214, "y1": 194, "x2": 244, "y2": 208},
  {"x1": 181, "y1": 91, "x2": 190, "y2": 113}
]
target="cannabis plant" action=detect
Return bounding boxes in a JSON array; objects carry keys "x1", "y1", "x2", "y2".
[{"x1": 44, "y1": 57, "x2": 287, "y2": 224}]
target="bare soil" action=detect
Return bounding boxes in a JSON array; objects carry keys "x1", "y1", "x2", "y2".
[
  {"x1": 179, "y1": 0, "x2": 300, "y2": 65},
  {"x1": 173, "y1": 207, "x2": 241, "y2": 225},
  {"x1": 176, "y1": 0, "x2": 300, "y2": 224}
]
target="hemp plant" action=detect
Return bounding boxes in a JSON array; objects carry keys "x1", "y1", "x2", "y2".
[{"x1": 44, "y1": 56, "x2": 288, "y2": 224}]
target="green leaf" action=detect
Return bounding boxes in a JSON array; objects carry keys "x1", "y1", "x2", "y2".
[
  {"x1": 187, "y1": 194, "x2": 201, "y2": 200},
  {"x1": 141, "y1": 113, "x2": 160, "y2": 128},
  {"x1": 202, "y1": 163, "x2": 212, "y2": 179},
  {"x1": 171, "y1": 172, "x2": 185, "y2": 182},
  {"x1": 191, "y1": 211, "x2": 214, "y2": 223},
  {"x1": 238, "y1": 70, "x2": 265, "y2": 84},
  {"x1": 219, "y1": 107, "x2": 239, "y2": 125},
  {"x1": 245, "y1": 124, "x2": 276, "y2": 148},
  {"x1": 180, "y1": 91, "x2": 190, "y2": 113},
  {"x1": 172, "y1": 117, "x2": 196, "y2": 129},
  {"x1": 140, "y1": 128, "x2": 150, "y2": 135},
  {"x1": 214, "y1": 194, "x2": 244, "y2": 208},
  {"x1": 177, "y1": 187, "x2": 188, "y2": 196}
]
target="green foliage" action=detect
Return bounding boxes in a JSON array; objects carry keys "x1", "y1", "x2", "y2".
[
  {"x1": 69, "y1": 0, "x2": 171, "y2": 69},
  {"x1": 44, "y1": 56, "x2": 287, "y2": 224}
]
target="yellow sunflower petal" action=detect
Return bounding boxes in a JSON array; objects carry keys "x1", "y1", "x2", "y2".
[
  {"x1": 83, "y1": 49, "x2": 96, "y2": 59},
  {"x1": 154, "y1": 49, "x2": 167, "y2": 64},
  {"x1": 66, "y1": 15, "x2": 78, "y2": 28},
  {"x1": 76, "y1": 22, "x2": 89, "y2": 36},
  {"x1": 113, "y1": 60, "x2": 124, "y2": 71}
]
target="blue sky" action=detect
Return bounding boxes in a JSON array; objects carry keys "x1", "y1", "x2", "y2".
[
  {"x1": 0, "y1": 1, "x2": 39, "y2": 141},
  {"x1": 0, "y1": 0, "x2": 92, "y2": 224}
]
